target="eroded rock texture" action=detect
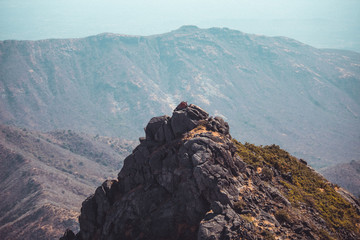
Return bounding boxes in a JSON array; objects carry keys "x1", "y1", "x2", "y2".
[{"x1": 61, "y1": 104, "x2": 360, "y2": 240}]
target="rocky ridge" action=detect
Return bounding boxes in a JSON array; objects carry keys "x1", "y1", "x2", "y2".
[{"x1": 61, "y1": 103, "x2": 360, "y2": 240}]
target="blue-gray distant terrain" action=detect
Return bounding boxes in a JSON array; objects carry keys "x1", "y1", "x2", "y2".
[{"x1": 1, "y1": 26, "x2": 359, "y2": 168}]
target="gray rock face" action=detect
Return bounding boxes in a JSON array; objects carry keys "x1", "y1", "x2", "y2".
[
  {"x1": 70, "y1": 103, "x2": 244, "y2": 240},
  {"x1": 171, "y1": 104, "x2": 209, "y2": 137},
  {"x1": 60, "y1": 103, "x2": 360, "y2": 240},
  {"x1": 81, "y1": 104, "x2": 235, "y2": 240},
  {"x1": 145, "y1": 115, "x2": 170, "y2": 141}
]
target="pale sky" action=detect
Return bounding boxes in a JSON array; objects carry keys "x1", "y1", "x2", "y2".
[{"x1": 0, "y1": 0, "x2": 359, "y2": 51}]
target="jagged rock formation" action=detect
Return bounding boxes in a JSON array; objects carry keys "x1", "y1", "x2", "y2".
[{"x1": 61, "y1": 103, "x2": 360, "y2": 240}]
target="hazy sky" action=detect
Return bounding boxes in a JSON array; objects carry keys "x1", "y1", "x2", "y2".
[{"x1": 1, "y1": 0, "x2": 359, "y2": 51}]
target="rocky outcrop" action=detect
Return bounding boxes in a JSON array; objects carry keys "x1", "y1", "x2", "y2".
[{"x1": 61, "y1": 103, "x2": 360, "y2": 240}]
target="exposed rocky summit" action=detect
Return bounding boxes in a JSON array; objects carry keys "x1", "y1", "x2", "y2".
[{"x1": 61, "y1": 103, "x2": 360, "y2": 240}]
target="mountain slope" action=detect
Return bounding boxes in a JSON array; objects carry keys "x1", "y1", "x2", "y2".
[
  {"x1": 60, "y1": 103, "x2": 360, "y2": 240},
  {"x1": 0, "y1": 124, "x2": 135, "y2": 240},
  {"x1": 320, "y1": 160, "x2": 360, "y2": 198},
  {"x1": 0, "y1": 26, "x2": 359, "y2": 168}
]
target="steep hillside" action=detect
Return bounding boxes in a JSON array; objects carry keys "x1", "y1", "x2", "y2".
[
  {"x1": 1, "y1": 26, "x2": 359, "y2": 168},
  {"x1": 60, "y1": 103, "x2": 360, "y2": 240},
  {"x1": 320, "y1": 160, "x2": 360, "y2": 198},
  {"x1": 0, "y1": 124, "x2": 135, "y2": 240}
]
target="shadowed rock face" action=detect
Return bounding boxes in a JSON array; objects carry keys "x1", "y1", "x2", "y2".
[{"x1": 60, "y1": 104, "x2": 360, "y2": 240}]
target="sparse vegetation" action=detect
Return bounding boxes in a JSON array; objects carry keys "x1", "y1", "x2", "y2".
[
  {"x1": 240, "y1": 213, "x2": 254, "y2": 223},
  {"x1": 261, "y1": 166, "x2": 273, "y2": 181},
  {"x1": 233, "y1": 198, "x2": 247, "y2": 214},
  {"x1": 61, "y1": 168, "x2": 73, "y2": 174},
  {"x1": 261, "y1": 230, "x2": 275, "y2": 240},
  {"x1": 15, "y1": 154, "x2": 25, "y2": 163},
  {"x1": 274, "y1": 209, "x2": 291, "y2": 224},
  {"x1": 318, "y1": 228, "x2": 335, "y2": 240},
  {"x1": 0, "y1": 124, "x2": 135, "y2": 240},
  {"x1": 233, "y1": 139, "x2": 360, "y2": 234}
]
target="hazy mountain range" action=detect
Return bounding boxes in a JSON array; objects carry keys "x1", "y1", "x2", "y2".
[
  {"x1": 1, "y1": 26, "x2": 360, "y2": 239},
  {"x1": 0, "y1": 124, "x2": 135, "y2": 239},
  {"x1": 1, "y1": 26, "x2": 359, "y2": 169},
  {"x1": 320, "y1": 160, "x2": 360, "y2": 198}
]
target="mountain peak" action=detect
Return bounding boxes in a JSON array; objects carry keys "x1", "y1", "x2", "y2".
[
  {"x1": 60, "y1": 103, "x2": 360, "y2": 240},
  {"x1": 143, "y1": 102, "x2": 229, "y2": 144},
  {"x1": 175, "y1": 25, "x2": 201, "y2": 32}
]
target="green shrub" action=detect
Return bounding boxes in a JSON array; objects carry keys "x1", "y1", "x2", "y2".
[
  {"x1": 240, "y1": 214, "x2": 254, "y2": 223},
  {"x1": 233, "y1": 199, "x2": 247, "y2": 214},
  {"x1": 261, "y1": 166, "x2": 273, "y2": 181},
  {"x1": 261, "y1": 230, "x2": 275, "y2": 240},
  {"x1": 274, "y1": 209, "x2": 291, "y2": 224},
  {"x1": 318, "y1": 229, "x2": 334, "y2": 240}
]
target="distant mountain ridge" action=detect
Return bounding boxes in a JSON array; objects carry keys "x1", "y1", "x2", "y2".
[
  {"x1": 320, "y1": 160, "x2": 360, "y2": 198},
  {"x1": 0, "y1": 124, "x2": 135, "y2": 240},
  {"x1": 0, "y1": 26, "x2": 359, "y2": 168}
]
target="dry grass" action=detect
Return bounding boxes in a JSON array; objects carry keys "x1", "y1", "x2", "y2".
[{"x1": 183, "y1": 125, "x2": 223, "y2": 140}]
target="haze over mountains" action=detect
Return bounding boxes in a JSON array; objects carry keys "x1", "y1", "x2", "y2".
[
  {"x1": 320, "y1": 160, "x2": 360, "y2": 198},
  {"x1": 0, "y1": 124, "x2": 135, "y2": 239},
  {"x1": 0, "y1": 25, "x2": 359, "y2": 169},
  {"x1": 1, "y1": 26, "x2": 360, "y2": 239}
]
